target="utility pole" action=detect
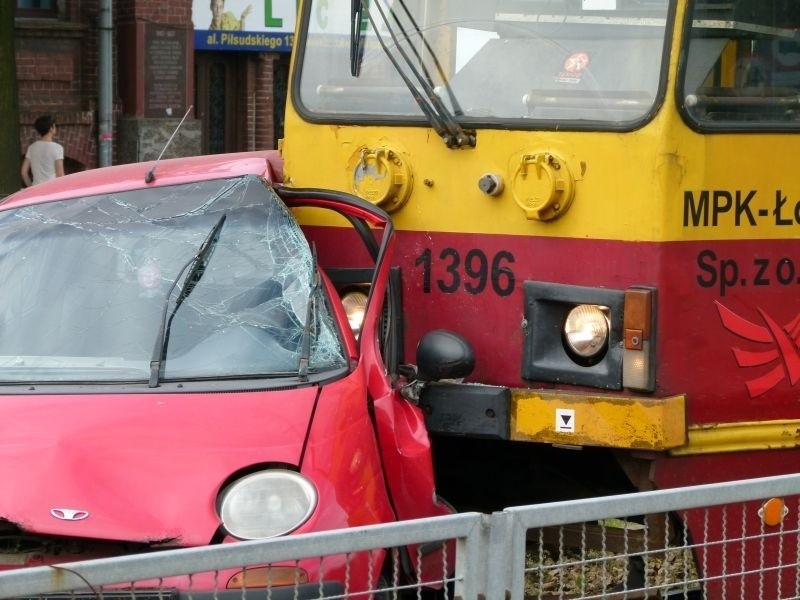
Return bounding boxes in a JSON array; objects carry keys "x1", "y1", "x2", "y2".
[
  {"x1": 98, "y1": 0, "x2": 113, "y2": 167},
  {"x1": 0, "y1": 3, "x2": 21, "y2": 197}
]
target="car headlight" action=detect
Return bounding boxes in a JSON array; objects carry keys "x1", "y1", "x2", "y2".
[
  {"x1": 341, "y1": 289, "x2": 368, "y2": 337},
  {"x1": 218, "y1": 470, "x2": 317, "y2": 539},
  {"x1": 563, "y1": 304, "x2": 609, "y2": 360}
]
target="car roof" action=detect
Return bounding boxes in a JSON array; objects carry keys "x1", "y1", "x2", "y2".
[{"x1": 3, "y1": 151, "x2": 283, "y2": 209}]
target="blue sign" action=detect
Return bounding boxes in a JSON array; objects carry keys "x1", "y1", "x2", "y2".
[
  {"x1": 193, "y1": 0, "x2": 296, "y2": 53},
  {"x1": 194, "y1": 30, "x2": 294, "y2": 52}
]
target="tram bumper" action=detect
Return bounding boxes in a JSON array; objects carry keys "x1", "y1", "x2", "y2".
[{"x1": 419, "y1": 383, "x2": 686, "y2": 451}]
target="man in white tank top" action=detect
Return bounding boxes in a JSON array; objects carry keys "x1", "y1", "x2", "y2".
[{"x1": 21, "y1": 115, "x2": 65, "y2": 187}]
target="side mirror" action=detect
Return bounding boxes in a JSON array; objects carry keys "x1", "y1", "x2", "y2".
[{"x1": 416, "y1": 330, "x2": 475, "y2": 382}]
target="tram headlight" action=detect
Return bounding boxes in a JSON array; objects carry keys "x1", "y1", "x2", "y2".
[
  {"x1": 341, "y1": 289, "x2": 368, "y2": 337},
  {"x1": 563, "y1": 305, "x2": 610, "y2": 360},
  {"x1": 522, "y1": 281, "x2": 625, "y2": 389},
  {"x1": 523, "y1": 282, "x2": 655, "y2": 391}
]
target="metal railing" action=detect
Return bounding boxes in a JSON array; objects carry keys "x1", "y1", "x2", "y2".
[
  {"x1": 3, "y1": 473, "x2": 800, "y2": 599},
  {"x1": 501, "y1": 473, "x2": 800, "y2": 599}
]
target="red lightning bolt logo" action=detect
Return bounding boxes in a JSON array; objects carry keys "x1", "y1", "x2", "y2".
[{"x1": 716, "y1": 301, "x2": 800, "y2": 398}]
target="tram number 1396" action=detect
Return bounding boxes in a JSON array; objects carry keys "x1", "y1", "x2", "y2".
[{"x1": 414, "y1": 248, "x2": 516, "y2": 296}]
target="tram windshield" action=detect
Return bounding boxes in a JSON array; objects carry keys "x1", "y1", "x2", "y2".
[{"x1": 295, "y1": 0, "x2": 672, "y2": 131}]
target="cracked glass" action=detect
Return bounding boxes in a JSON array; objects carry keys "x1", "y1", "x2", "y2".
[{"x1": 0, "y1": 175, "x2": 346, "y2": 383}]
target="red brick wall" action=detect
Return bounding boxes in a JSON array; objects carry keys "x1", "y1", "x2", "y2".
[
  {"x1": 117, "y1": 1, "x2": 192, "y2": 25},
  {"x1": 16, "y1": 0, "x2": 101, "y2": 171},
  {"x1": 256, "y1": 54, "x2": 278, "y2": 151},
  {"x1": 16, "y1": 0, "x2": 281, "y2": 169},
  {"x1": 16, "y1": 32, "x2": 96, "y2": 170}
]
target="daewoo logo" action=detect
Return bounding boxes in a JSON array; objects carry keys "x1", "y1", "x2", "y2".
[
  {"x1": 715, "y1": 301, "x2": 800, "y2": 398},
  {"x1": 50, "y1": 508, "x2": 89, "y2": 521}
]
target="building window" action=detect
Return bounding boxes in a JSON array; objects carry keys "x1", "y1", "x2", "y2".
[{"x1": 16, "y1": 0, "x2": 59, "y2": 19}]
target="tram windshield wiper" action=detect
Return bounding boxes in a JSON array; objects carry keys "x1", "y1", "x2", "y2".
[
  {"x1": 351, "y1": 0, "x2": 474, "y2": 149},
  {"x1": 390, "y1": 0, "x2": 465, "y2": 120},
  {"x1": 350, "y1": 0, "x2": 366, "y2": 76},
  {"x1": 148, "y1": 213, "x2": 227, "y2": 387}
]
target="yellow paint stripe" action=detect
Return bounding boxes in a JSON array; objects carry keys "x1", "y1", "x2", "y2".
[
  {"x1": 510, "y1": 390, "x2": 686, "y2": 450},
  {"x1": 670, "y1": 420, "x2": 800, "y2": 456},
  {"x1": 282, "y1": 113, "x2": 800, "y2": 243}
]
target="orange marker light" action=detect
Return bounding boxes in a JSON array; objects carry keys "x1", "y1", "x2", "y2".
[
  {"x1": 622, "y1": 287, "x2": 655, "y2": 391},
  {"x1": 228, "y1": 566, "x2": 309, "y2": 589},
  {"x1": 758, "y1": 498, "x2": 787, "y2": 527}
]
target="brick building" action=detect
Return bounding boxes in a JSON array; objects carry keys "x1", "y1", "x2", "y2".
[{"x1": 15, "y1": 0, "x2": 290, "y2": 174}]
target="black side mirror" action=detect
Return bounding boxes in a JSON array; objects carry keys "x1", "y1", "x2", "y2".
[{"x1": 416, "y1": 330, "x2": 475, "y2": 382}]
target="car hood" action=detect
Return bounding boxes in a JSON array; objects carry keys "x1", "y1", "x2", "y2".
[{"x1": 0, "y1": 387, "x2": 318, "y2": 545}]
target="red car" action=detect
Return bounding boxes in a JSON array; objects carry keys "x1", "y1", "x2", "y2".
[{"x1": 0, "y1": 151, "x2": 471, "y2": 598}]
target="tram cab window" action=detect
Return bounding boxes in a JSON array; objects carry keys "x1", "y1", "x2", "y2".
[
  {"x1": 297, "y1": 0, "x2": 670, "y2": 129},
  {"x1": 682, "y1": 1, "x2": 800, "y2": 129}
]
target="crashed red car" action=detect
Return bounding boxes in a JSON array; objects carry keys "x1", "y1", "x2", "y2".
[{"x1": 0, "y1": 151, "x2": 469, "y2": 599}]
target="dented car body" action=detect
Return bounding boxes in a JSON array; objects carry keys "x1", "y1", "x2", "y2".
[{"x1": 0, "y1": 151, "x2": 454, "y2": 598}]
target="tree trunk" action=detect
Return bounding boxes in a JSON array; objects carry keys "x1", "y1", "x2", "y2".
[{"x1": 0, "y1": 4, "x2": 20, "y2": 198}]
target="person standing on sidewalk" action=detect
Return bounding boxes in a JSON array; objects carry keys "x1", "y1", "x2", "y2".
[{"x1": 21, "y1": 115, "x2": 65, "y2": 187}]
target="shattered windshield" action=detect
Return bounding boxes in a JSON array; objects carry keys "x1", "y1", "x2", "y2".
[
  {"x1": 296, "y1": 0, "x2": 671, "y2": 127},
  {"x1": 0, "y1": 176, "x2": 346, "y2": 383}
]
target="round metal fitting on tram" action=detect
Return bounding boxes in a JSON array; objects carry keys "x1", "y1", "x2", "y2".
[
  {"x1": 511, "y1": 152, "x2": 575, "y2": 221},
  {"x1": 348, "y1": 146, "x2": 413, "y2": 212}
]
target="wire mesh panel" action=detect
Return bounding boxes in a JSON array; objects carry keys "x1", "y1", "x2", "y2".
[
  {"x1": 686, "y1": 499, "x2": 800, "y2": 600},
  {"x1": 523, "y1": 514, "x2": 701, "y2": 599},
  {"x1": 5, "y1": 475, "x2": 800, "y2": 600},
  {"x1": 4, "y1": 548, "x2": 444, "y2": 600},
  {"x1": 505, "y1": 475, "x2": 800, "y2": 600},
  {"x1": 0, "y1": 513, "x2": 485, "y2": 600}
]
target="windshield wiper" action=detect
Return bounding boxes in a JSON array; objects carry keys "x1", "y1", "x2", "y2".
[
  {"x1": 298, "y1": 243, "x2": 320, "y2": 383},
  {"x1": 353, "y1": 0, "x2": 474, "y2": 149},
  {"x1": 391, "y1": 1, "x2": 465, "y2": 119},
  {"x1": 148, "y1": 213, "x2": 227, "y2": 388},
  {"x1": 350, "y1": 0, "x2": 365, "y2": 76}
]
